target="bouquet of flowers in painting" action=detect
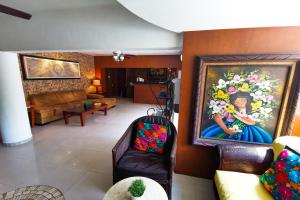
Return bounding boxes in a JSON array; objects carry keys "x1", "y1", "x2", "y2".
[{"x1": 202, "y1": 70, "x2": 280, "y2": 144}]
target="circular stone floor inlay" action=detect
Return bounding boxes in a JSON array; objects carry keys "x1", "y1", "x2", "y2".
[{"x1": 0, "y1": 185, "x2": 65, "y2": 200}]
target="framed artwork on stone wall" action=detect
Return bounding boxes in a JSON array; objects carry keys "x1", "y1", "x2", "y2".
[
  {"x1": 192, "y1": 55, "x2": 300, "y2": 146},
  {"x1": 20, "y1": 55, "x2": 80, "y2": 79}
]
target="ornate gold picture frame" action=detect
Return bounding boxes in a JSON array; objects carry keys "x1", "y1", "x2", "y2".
[
  {"x1": 20, "y1": 55, "x2": 80, "y2": 80},
  {"x1": 192, "y1": 55, "x2": 300, "y2": 146}
]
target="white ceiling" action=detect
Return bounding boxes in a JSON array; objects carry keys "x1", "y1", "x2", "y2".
[
  {"x1": 0, "y1": 0, "x2": 112, "y2": 12},
  {"x1": 118, "y1": 0, "x2": 300, "y2": 33},
  {"x1": 0, "y1": 0, "x2": 182, "y2": 53},
  {"x1": 2, "y1": 0, "x2": 299, "y2": 53}
]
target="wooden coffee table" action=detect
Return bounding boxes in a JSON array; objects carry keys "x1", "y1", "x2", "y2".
[{"x1": 63, "y1": 104, "x2": 108, "y2": 126}]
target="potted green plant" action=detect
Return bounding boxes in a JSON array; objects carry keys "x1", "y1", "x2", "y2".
[{"x1": 128, "y1": 179, "x2": 146, "y2": 200}]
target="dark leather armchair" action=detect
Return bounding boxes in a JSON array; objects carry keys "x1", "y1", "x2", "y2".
[
  {"x1": 216, "y1": 144, "x2": 274, "y2": 174},
  {"x1": 112, "y1": 116, "x2": 177, "y2": 199},
  {"x1": 213, "y1": 144, "x2": 275, "y2": 199}
]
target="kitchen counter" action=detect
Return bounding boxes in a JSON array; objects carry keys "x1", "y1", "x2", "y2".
[{"x1": 133, "y1": 82, "x2": 167, "y2": 104}]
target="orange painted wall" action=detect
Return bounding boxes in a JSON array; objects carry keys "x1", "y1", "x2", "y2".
[
  {"x1": 292, "y1": 116, "x2": 300, "y2": 136},
  {"x1": 292, "y1": 100, "x2": 300, "y2": 136},
  {"x1": 176, "y1": 27, "x2": 300, "y2": 178},
  {"x1": 95, "y1": 55, "x2": 181, "y2": 76}
]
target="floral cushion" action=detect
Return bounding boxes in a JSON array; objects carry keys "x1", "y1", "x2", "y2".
[
  {"x1": 260, "y1": 146, "x2": 300, "y2": 200},
  {"x1": 134, "y1": 122, "x2": 168, "y2": 154}
]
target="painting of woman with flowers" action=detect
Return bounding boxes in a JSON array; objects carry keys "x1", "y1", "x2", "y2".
[{"x1": 195, "y1": 62, "x2": 296, "y2": 145}]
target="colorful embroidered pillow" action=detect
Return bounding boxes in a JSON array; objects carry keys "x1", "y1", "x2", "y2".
[
  {"x1": 134, "y1": 122, "x2": 168, "y2": 154},
  {"x1": 260, "y1": 146, "x2": 300, "y2": 200}
]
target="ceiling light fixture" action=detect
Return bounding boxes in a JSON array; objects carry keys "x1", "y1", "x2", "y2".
[{"x1": 113, "y1": 51, "x2": 125, "y2": 62}]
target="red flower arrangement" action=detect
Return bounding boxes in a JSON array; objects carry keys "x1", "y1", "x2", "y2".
[
  {"x1": 275, "y1": 172, "x2": 288, "y2": 183},
  {"x1": 275, "y1": 161, "x2": 287, "y2": 171},
  {"x1": 144, "y1": 130, "x2": 151, "y2": 137},
  {"x1": 138, "y1": 122, "x2": 144, "y2": 130},
  {"x1": 149, "y1": 142, "x2": 157, "y2": 148},
  {"x1": 278, "y1": 185, "x2": 293, "y2": 199}
]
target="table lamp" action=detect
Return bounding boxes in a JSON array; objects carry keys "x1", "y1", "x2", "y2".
[{"x1": 92, "y1": 79, "x2": 101, "y2": 94}]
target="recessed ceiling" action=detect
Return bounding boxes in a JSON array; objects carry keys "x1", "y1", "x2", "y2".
[{"x1": 117, "y1": 0, "x2": 300, "y2": 33}]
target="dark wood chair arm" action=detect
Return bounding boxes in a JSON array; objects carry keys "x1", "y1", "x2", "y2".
[
  {"x1": 217, "y1": 144, "x2": 274, "y2": 175},
  {"x1": 112, "y1": 123, "x2": 134, "y2": 165},
  {"x1": 170, "y1": 132, "x2": 177, "y2": 171}
]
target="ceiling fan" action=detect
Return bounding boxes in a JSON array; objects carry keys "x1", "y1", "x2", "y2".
[
  {"x1": 112, "y1": 51, "x2": 135, "y2": 62},
  {"x1": 0, "y1": 4, "x2": 32, "y2": 20}
]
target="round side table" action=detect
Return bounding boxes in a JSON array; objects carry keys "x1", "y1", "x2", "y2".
[{"x1": 103, "y1": 177, "x2": 168, "y2": 200}]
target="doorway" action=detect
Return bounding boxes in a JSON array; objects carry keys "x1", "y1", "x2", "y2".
[{"x1": 105, "y1": 68, "x2": 126, "y2": 97}]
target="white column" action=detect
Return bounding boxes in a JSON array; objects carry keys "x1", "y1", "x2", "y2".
[{"x1": 0, "y1": 52, "x2": 32, "y2": 145}]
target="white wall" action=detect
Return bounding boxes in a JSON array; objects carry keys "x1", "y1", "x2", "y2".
[
  {"x1": 0, "y1": 2, "x2": 182, "y2": 52},
  {"x1": 0, "y1": 52, "x2": 32, "y2": 145},
  {"x1": 118, "y1": 0, "x2": 300, "y2": 32}
]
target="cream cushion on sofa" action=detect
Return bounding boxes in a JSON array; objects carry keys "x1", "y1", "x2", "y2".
[
  {"x1": 214, "y1": 170, "x2": 273, "y2": 200},
  {"x1": 272, "y1": 136, "x2": 300, "y2": 160},
  {"x1": 86, "y1": 94, "x2": 117, "y2": 108}
]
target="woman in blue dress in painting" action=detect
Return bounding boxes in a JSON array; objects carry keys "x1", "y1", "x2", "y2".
[{"x1": 202, "y1": 92, "x2": 273, "y2": 144}]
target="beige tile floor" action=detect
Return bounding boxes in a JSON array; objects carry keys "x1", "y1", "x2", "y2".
[{"x1": 0, "y1": 99, "x2": 216, "y2": 200}]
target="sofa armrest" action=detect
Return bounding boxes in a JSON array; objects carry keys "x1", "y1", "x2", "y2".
[
  {"x1": 217, "y1": 144, "x2": 274, "y2": 175},
  {"x1": 112, "y1": 123, "x2": 134, "y2": 166}
]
